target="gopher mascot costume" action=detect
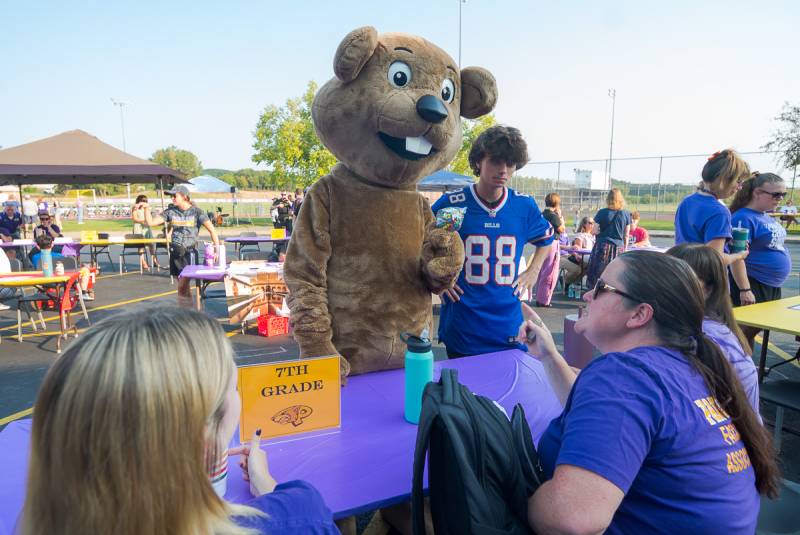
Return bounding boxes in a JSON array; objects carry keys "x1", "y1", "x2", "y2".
[{"x1": 284, "y1": 26, "x2": 497, "y2": 377}]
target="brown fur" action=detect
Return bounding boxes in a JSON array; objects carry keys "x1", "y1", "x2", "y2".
[{"x1": 284, "y1": 27, "x2": 496, "y2": 375}]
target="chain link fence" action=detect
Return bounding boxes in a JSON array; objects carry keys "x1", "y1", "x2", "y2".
[{"x1": 512, "y1": 151, "x2": 797, "y2": 223}]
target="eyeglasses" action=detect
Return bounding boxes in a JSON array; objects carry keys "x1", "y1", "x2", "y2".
[
  {"x1": 592, "y1": 278, "x2": 640, "y2": 303},
  {"x1": 755, "y1": 189, "x2": 787, "y2": 200}
]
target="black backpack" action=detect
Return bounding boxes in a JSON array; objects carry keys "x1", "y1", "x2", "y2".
[{"x1": 411, "y1": 368, "x2": 545, "y2": 535}]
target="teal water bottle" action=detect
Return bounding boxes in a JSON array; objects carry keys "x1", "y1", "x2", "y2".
[
  {"x1": 41, "y1": 248, "x2": 54, "y2": 277},
  {"x1": 402, "y1": 331, "x2": 434, "y2": 424}
]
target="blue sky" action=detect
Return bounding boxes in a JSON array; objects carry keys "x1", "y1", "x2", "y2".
[{"x1": 2, "y1": 1, "x2": 798, "y2": 183}]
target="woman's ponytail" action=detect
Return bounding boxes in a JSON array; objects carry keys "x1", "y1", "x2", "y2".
[{"x1": 690, "y1": 333, "x2": 779, "y2": 497}]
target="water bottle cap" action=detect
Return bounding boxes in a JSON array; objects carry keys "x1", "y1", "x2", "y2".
[{"x1": 400, "y1": 332, "x2": 432, "y2": 353}]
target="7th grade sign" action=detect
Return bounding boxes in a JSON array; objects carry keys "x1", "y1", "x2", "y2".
[{"x1": 238, "y1": 356, "x2": 341, "y2": 442}]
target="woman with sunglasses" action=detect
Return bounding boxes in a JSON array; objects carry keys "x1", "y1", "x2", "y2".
[
  {"x1": 521, "y1": 251, "x2": 778, "y2": 534},
  {"x1": 728, "y1": 172, "x2": 791, "y2": 348},
  {"x1": 675, "y1": 149, "x2": 754, "y2": 304}
]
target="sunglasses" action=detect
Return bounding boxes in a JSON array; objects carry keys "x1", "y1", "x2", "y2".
[
  {"x1": 755, "y1": 189, "x2": 787, "y2": 200},
  {"x1": 592, "y1": 278, "x2": 640, "y2": 303},
  {"x1": 40, "y1": 217, "x2": 50, "y2": 221}
]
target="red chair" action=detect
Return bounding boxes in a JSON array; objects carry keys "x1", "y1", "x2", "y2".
[{"x1": 16, "y1": 272, "x2": 82, "y2": 353}]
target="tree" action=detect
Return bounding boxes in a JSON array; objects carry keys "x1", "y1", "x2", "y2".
[
  {"x1": 763, "y1": 102, "x2": 800, "y2": 169},
  {"x1": 150, "y1": 146, "x2": 203, "y2": 179},
  {"x1": 251, "y1": 81, "x2": 337, "y2": 189},
  {"x1": 449, "y1": 114, "x2": 497, "y2": 176}
]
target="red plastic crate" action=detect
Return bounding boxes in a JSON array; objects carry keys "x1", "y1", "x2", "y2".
[{"x1": 257, "y1": 314, "x2": 289, "y2": 337}]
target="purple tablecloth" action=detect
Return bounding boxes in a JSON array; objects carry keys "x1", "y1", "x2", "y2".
[
  {"x1": 179, "y1": 264, "x2": 226, "y2": 282},
  {"x1": 0, "y1": 349, "x2": 561, "y2": 531}
]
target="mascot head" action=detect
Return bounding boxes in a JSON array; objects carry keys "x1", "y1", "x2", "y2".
[{"x1": 312, "y1": 26, "x2": 497, "y2": 189}]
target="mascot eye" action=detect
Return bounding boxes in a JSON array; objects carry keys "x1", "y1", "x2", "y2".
[
  {"x1": 388, "y1": 61, "x2": 412, "y2": 88},
  {"x1": 440, "y1": 79, "x2": 455, "y2": 103}
]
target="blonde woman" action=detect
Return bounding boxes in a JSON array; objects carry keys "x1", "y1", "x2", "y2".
[
  {"x1": 585, "y1": 188, "x2": 631, "y2": 288},
  {"x1": 22, "y1": 306, "x2": 337, "y2": 535},
  {"x1": 674, "y1": 149, "x2": 753, "y2": 304}
]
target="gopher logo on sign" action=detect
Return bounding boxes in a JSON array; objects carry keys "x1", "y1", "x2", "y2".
[{"x1": 272, "y1": 405, "x2": 313, "y2": 427}]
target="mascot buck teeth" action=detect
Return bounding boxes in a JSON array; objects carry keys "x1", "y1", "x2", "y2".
[{"x1": 284, "y1": 26, "x2": 497, "y2": 377}]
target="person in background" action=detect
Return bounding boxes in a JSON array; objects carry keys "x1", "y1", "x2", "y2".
[
  {"x1": 29, "y1": 234, "x2": 65, "y2": 271},
  {"x1": 52, "y1": 199, "x2": 63, "y2": 228},
  {"x1": 674, "y1": 149, "x2": 753, "y2": 304},
  {"x1": 21, "y1": 306, "x2": 339, "y2": 535},
  {"x1": 37, "y1": 197, "x2": 48, "y2": 213},
  {"x1": 131, "y1": 194, "x2": 162, "y2": 271},
  {"x1": 433, "y1": 125, "x2": 554, "y2": 358},
  {"x1": 728, "y1": 172, "x2": 792, "y2": 349},
  {"x1": 521, "y1": 251, "x2": 778, "y2": 534},
  {"x1": 534, "y1": 192, "x2": 565, "y2": 307},
  {"x1": 628, "y1": 210, "x2": 651, "y2": 247},
  {"x1": 667, "y1": 243, "x2": 759, "y2": 414},
  {"x1": 0, "y1": 202, "x2": 23, "y2": 261},
  {"x1": 293, "y1": 187, "x2": 305, "y2": 217},
  {"x1": 272, "y1": 192, "x2": 292, "y2": 230},
  {"x1": 21, "y1": 195, "x2": 38, "y2": 237},
  {"x1": 559, "y1": 216, "x2": 595, "y2": 293},
  {"x1": 585, "y1": 188, "x2": 631, "y2": 289},
  {"x1": 29, "y1": 211, "x2": 64, "y2": 267},
  {"x1": 778, "y1": 198, "x2": 797, "y2": 228},
  {"x1": 143, "y1": 185, "x2": 220, "y2": 307},
  {"x1": 286, "y1": 194, "x2": 295, "y2": 235},
  {"x1": 0, "y1": 248, "x2": 21, "y2": 311}
]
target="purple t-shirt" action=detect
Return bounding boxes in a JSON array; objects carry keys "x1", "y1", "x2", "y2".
[
  {"x1": 675, "y1": 192, "x2": 732, "y2": 245},
  {"x1": 731, "y1": 207, "x2": 792, "y2": 288},
  {"x1": 235, "y1": 480, "x2": 339, "y2": 534},
  {"x1": 538, "y1": 346, "x2": 759, "y2": 535},
  {"x1": 703, "y1": 319, "x2": 760, "y2": 417}
]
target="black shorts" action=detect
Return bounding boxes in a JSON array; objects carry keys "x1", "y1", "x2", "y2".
[
  {"x1": 730, "y1": 275, "x2": 782, "y2": 306},
  {"x1": 169, "y1": 244, "x2": 197, "y2": 277}
]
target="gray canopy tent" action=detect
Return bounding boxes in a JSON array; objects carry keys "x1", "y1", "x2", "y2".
[
  {"x1": 0, "y1": 129, "x2": 187, "y2": 271},
  {"x1": 0, "y1": 129, "x2": 186, "y2": 208},
  {"x1": 417, "y1": 170, "x2": 475, "y2": 192}
]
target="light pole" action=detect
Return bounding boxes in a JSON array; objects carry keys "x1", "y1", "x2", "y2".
[
  {"x1": 458, "y1": 0, "x2": 467, "y2": 68},
  {"x1": 606, "y1": 88, "x2": 616, "y2": 190},
  {"x1": 111, "y1": 98, "x2": 131, "y2": 201}
]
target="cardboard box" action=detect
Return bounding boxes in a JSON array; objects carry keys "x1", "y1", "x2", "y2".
[{"x1": 257, "y1": 314, "x2": 289, "y2": 337}]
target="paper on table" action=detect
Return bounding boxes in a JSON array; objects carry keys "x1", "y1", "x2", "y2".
[
  {"x1": 195, "y1": 268, "x2": 225, "y2": 275},
  {"x1": 53, "y1": 237, "x2": 74, "y2": 244},
  {"x1": 12, "y1": 239, "x2": 34, "y2": 246},
  {"x1": 108, "y1": 236, "x2": 126, "y2": 242}
]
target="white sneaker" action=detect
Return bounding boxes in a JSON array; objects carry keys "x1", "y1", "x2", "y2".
[
  {"x1": 82, "y1": 292, "x2": 95, "y2": 302},
  {"x1": 0, "y1": 303, "x2": 10, "y2": 311}
]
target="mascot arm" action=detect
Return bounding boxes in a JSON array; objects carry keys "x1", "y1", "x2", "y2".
[
  {"x1": 283, "y1": 186, "x2": 338, "y2": 358},
  {"x1": 420, "y1": 200, "x2": 465, "y2": 293}
]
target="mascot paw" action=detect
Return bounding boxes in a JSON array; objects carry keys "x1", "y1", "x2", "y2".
[
  {"x1": 339, "y1": 355, "x2": 351, "y2": 387},
  {"x1": 423, "y1": 227, "x2": 465, "y2": 285}
]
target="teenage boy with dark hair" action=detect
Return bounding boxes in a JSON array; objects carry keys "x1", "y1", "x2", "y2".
[
  {"x1": 142, "y1": 185, "x2": 220, "y2": 307},
  {"x1": 432, "y1": 125, "x2": 554, "y2": 358}
]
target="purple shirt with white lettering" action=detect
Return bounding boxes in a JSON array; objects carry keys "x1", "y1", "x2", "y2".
[
  {"x1": 539, "y1": 346, "x2": 759, "y2": 534},
  {"x1": 731, "y1": 207, "x2": 792, "y2": 288}
]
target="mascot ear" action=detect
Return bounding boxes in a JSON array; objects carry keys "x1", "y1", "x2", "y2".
[
  {"x1": 333, "y1": 26, "x2": 379, "y2": 82},
  {"x1": 460, "y1": 67, "x2": 498, "y2": 119}
]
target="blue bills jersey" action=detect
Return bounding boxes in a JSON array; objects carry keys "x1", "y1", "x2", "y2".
[{"x1": 432, "y1": 185, "x2": 554, "y2": 355}]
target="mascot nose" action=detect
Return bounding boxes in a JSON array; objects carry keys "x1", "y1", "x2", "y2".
[{"x1": 416, "y1": 95, "x2": 448, "y2": 123}]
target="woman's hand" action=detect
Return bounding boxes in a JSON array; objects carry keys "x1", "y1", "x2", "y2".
[
  {"x1": 517, "y1": 303, "x2": 559, "y2": 360},
  {"x1": 739, "y1": 290, "x2": 756, "y2": 306},
  {"x1": 228, "y1": 429, "x2": 277, "y2": 497}
]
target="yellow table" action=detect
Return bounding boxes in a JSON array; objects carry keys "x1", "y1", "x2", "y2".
[
  {"x1": 0, "y1": 273, "x2": 75, "y2": 351},
  {"x1": 733, "y1": 295, "x2": 800, "y2": 382}
]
